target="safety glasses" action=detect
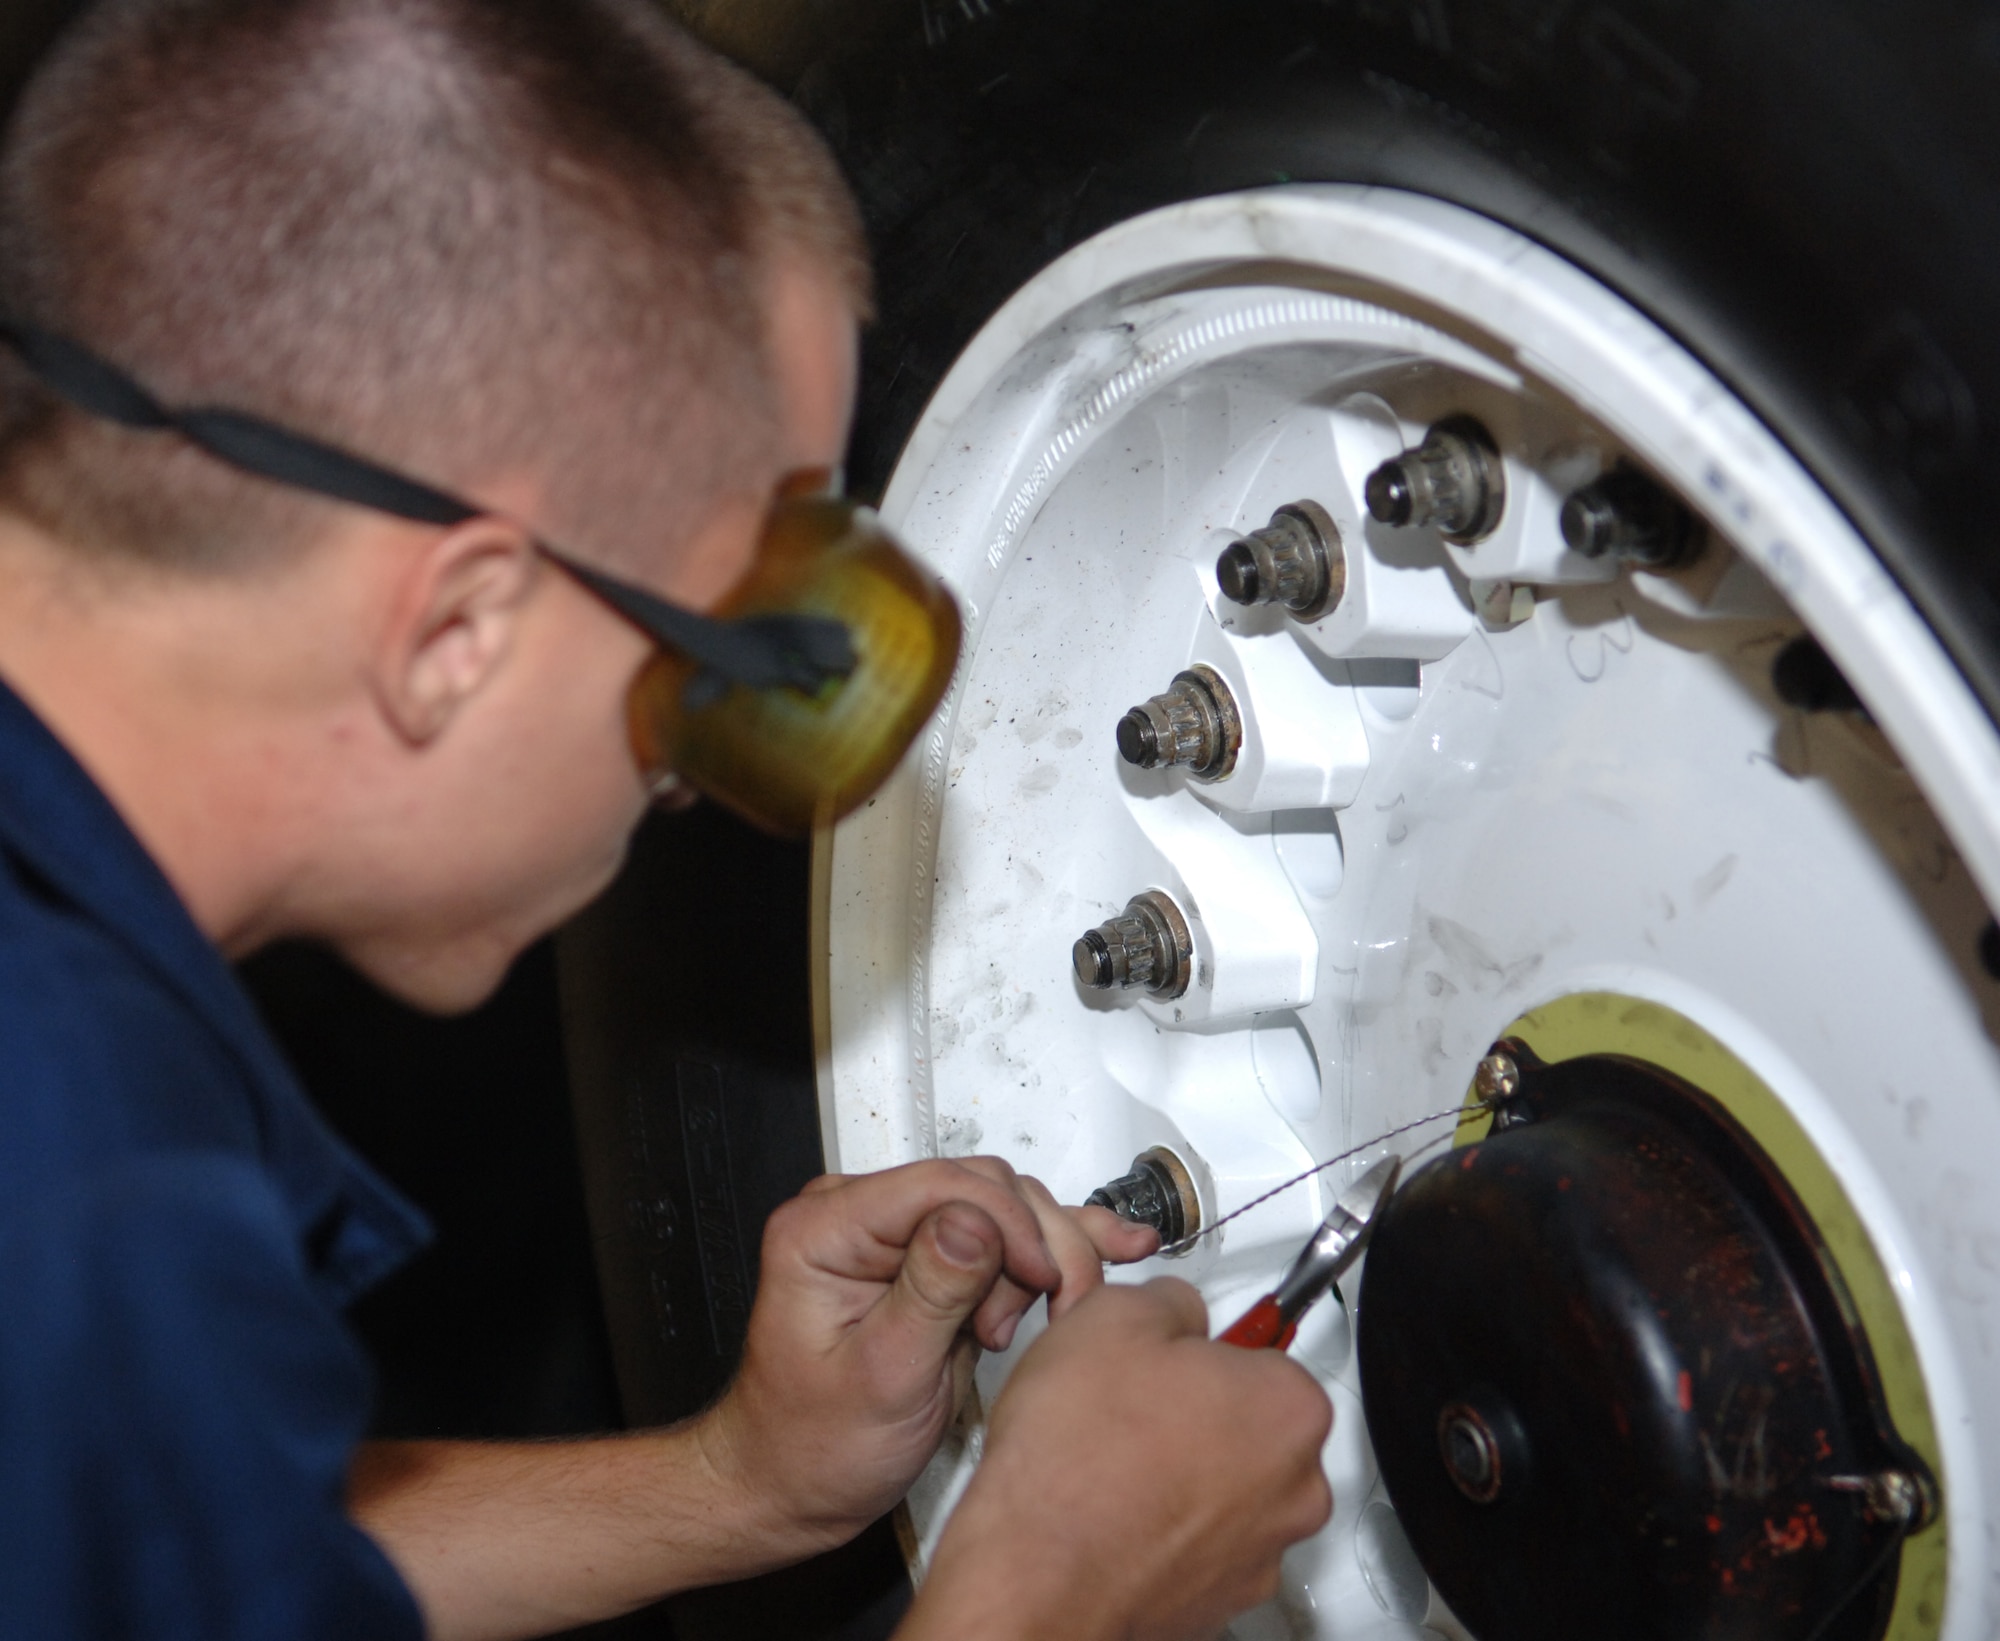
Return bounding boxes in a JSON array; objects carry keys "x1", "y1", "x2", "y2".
[{"x1": 0, "y1": 322, "x2": 961, "y2": 835}]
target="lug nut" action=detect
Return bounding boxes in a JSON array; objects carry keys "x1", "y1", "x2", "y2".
[
  {"x1": 1215, "y1": 500, "x2": 1344, "y2": 620},
  {"x1": 1115, "y1": 664, "x2": 1241, "y2": 782},
  {"x1": 1072, "y1": 888, "x2": 1194, "y2": 999},
  {"x1": 1559, "y1": 464, "x2": 1700, "y2": 568},
  {"x1": 1364, "y1": 415, "x2": 1507, "y2": 544},
  {"x1": 1086, "y1": 1145, "x2": 1202, "y2": 1246}
]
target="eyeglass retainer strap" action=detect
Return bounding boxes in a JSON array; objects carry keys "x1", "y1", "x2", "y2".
[{"x1": 0, "y1": 320, "x2": 856, "y2": 694}]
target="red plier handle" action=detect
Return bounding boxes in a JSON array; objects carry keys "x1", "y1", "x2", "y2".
[{"x1": 1220, "y1": 1294, "x2": 1297, "y2": 1351}]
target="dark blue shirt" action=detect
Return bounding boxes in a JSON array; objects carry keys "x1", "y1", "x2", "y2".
[{"x1": 0, "y1": 677, "x2": 430, "y2": 1638}]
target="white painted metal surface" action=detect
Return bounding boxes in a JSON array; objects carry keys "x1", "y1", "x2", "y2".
[{"x1": 818, "y1": 187, "x2": 2000, "y2": 1638}]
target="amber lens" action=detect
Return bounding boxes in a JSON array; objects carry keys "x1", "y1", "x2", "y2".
[{"x1": 626, "y1": 498, "x2": 962, "y2": 835}]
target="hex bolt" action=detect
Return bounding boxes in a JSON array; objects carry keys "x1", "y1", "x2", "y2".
[
  {"x1": 1072, "y1": 888, "x2": 1195, "y2": 1000},
  {"x1": 1215, "y1": 499, "x2": 1345, "y2": 620},
  {"x1": 1559, "y1": 464, "x2": 1701, "y2": 569},
  {"x1": 1438, "y1": 1404, "x2": 1505, "y2": 1504},
  {"x1": 1115, "y1": 663, "x2": 1242, "y2": 782},
  {"x1": 1085, "y1": 1144, "x2": 1202, "y2": 1247},
  {"x1": 1364, "y1": 415, "x2": 1507, "y2": 544}
]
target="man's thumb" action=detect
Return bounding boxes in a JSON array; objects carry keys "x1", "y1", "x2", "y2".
[{"x1": 880, "y1": 1203, "x2": 1006, "y2": 1355}]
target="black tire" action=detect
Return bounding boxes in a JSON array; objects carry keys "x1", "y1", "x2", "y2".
[
  {"x1": 673, "y1": 0, "x2": 2000, "y2": 719},
  {"x1": 558, "y1": 807, "x2": 914, "y2": 1641},
  {"x1": 579, "y1": 0, "x2": 2000, "y2": 1616}
]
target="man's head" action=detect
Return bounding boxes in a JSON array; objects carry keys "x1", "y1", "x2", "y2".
[{"x1": 0, "y1": 0, "x2": 870, "y2": 1007}]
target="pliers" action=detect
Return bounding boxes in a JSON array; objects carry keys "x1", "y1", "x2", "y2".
[{"x1": 1219, "y1": 1154, "x2": 1403, "y2": 1350}]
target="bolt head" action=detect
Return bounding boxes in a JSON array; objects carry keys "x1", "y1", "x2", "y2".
[
  {"x1": 1473, "y1": 1052, "x2": 1521, "y2": 1102},
  {"x1": 1865, "y1": 1470, "x2": 1923, "y2": 1525},
  {"x1": 1072, "y1": 931, "x2": 1114, "y2": 988},
  {"x1": 1365, "y1": 461, "x2": 1414, "y2": 526},
  {"x1": 1560, "y1": 489, "x2": 1613, "y2": 556},
  {"x1": 1115, "y1": 708, "x2": 1161, "y2": 767},
  {"x1": 1216, "y1": 540, "x2": 1262, "y2": 605}
]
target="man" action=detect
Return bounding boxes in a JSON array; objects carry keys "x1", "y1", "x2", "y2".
[{"x1": 0, "y1": 1, "x2": 1334, "y2": 1636}]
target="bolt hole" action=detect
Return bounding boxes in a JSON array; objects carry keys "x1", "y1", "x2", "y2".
[
  {"x1": 1437, "y1": 1403, "x2": 1504, "y2": 1504},
  {"x1": 1773, "y1": 635, "x2": 1868, "y2": 718}
]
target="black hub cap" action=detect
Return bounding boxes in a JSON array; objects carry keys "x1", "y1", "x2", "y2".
[{"x1": 1357, "y1": 1044, "x2": 1934, "y2": 1641}]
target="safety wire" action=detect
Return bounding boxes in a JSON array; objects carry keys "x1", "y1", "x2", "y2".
[
  {"x1": 1154, "y1": 1095, "x2": 1500, "y2": 1258},
  {"x1": 1800, "y1": 1518, "x2": 1910, "y2": 1641}
]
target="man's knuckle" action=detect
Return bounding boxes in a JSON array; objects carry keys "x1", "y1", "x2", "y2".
[
  {"x1": 1296, "y1": 1472, "x2": 1334, "y2": 1535},
  {"x1": 1274, "y1": 1362, "x2": 1332, "y2": 1430},
  {"x1": 961, "y1": 1154, "x2": 1019, "y2": 1188},
  {"x1": 907, "y1": 1256, "x2": 992, "y2": 1321},
  {"x1": 1086, "y1": 1283, "x2": 1157, "y2": 1327},
  {"x1": 762, "y1": 1196, "x2": 811, "y2": 1247},
  {"x1": 1145, "y1": 1274, "x2": 1204, "y2": 1316}
]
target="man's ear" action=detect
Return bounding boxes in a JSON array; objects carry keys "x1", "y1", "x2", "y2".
[{"x1": 372, "y1": 515, "x2": 540, "y2": 745}]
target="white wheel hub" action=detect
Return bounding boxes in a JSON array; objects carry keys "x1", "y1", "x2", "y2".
[{"x1": 818, "y1": 187, "x2": 2000, "y2": 1639}]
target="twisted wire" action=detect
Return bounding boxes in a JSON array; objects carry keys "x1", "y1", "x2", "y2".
[{"x1": 1155, "y1": 1096, "x2": 1498, "y2": 1257}]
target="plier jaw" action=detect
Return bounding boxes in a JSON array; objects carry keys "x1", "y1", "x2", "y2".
[{"x1": 1220, "y1": 1154, "x2": 1403, "y2": 1351}]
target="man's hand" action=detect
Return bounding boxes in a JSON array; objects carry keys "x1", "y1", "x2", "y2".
[
  {"x1": 903, "y1": 1280, "x2": 1334, "y2": 1641},
  {"x1": 352, "y1": 1159, "x2": 1155, "y2": 1641},
  {"x1": 699, "y1": 1157, "x2": 1159, "y2": 1559}
]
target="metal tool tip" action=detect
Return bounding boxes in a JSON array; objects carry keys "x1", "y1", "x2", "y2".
[{"x1": 1342, "y1": 1153, "x2": 1403, "y2": 1227}]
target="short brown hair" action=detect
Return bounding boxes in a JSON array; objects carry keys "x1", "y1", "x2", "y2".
[{"x1": 0, "y1": 0, "x2": 869, "y2": 576}]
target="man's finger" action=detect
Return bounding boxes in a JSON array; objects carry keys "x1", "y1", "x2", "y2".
[
  {"x1": 1006, "y1": 1177, "x2": 1132, "y2": 1322},
  {"x1": 1073, "y1": 1203, "x2": 1161, "y2": 1265},
  {"x1": 795, "y1": 1161, "x2": 1063, "y2": 1296},
  {"x1": 987, "y1": 1212, "x2": 1160, "y2": 1339},
  {"x1": 968, "y1": 1273, "x2": 1037, "y2": 1353},
  {"x1": 1116, "y1": 1275, "x2": 1209, "y2": 1340},
  {"x1": 865, "y1": 1203, "x2": 1008, "y2": 1372},
  {"x1": 1030, "y1": 1273, "x2": 1210, "y2": 1353}
]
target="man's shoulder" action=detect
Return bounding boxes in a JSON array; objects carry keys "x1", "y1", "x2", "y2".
[{"x1": 0, "y1": 850, "x2": 259, "y2": 1181}]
